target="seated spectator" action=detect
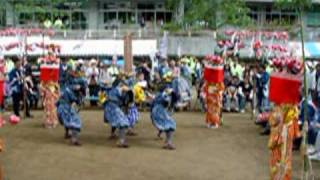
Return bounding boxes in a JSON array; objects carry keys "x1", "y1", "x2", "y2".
[
  {"x1": 238, "y1": 77, "x2": 253, "y2": 113},
  {"x1": 225, "y1": 76, "x2": 240, "y2": 112},
  {"x1": 150, "y1": 72, "x2": 162, "y2": 92},
  {"x1": 134, "y1": 73, "x2": 148, "y2": 106}
]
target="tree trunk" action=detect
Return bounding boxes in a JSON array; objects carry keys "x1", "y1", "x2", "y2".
[{"x1": 177, "y1": 0, "x2": 184, "y2": 25}]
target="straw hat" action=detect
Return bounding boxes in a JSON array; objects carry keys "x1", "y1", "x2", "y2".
[
  {"x1": 77, "y1": 59, "x2": 84, "y2": 65},
  {"x1": 89, "y1": 58, "x2": 97, "y2": 66}
]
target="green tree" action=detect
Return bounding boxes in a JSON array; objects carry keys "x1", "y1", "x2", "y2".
[
  {"x1": 166, "y1": 0, "x2": 251, "y2": 30},
  {"x1": 275, "y1": 1, "x2": 313, "y2": 180},
  {"x1": 7, "y1": 0, "x2": 88, "y2": 24}
]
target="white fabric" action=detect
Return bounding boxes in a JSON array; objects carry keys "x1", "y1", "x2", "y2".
[
  {"x1": 107, "y1": 66, "x2": 119, "y2": 83},
  {"x1": 86, "y1": 67, "x2": 99, "y2": 84},
  {"x1": 306, "y1": 65, "x2": 316, "y2": 91}
]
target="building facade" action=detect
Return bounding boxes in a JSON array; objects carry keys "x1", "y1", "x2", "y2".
[
  {"x1": 2, "y1": 0, "x2": 172, "y2": 30},
  {"x1": 1, "y1": 0, "x2": 319, "y2": 30},
  {"x1": 246, "y1": 0, "x2": 320, "y2": 27}
]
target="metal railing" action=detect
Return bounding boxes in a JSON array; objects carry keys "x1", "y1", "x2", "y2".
[{"x1": 52, "y1": 28, "x2": 161, "y2": 40}]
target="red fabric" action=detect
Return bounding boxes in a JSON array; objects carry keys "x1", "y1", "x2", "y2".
[
  {"x1": 40, "y1": 65, "x2": 59, "y2": 82},
  {"x1": 204, "y1": 66, "x2": 224, "y2": 83},
  {"x1": 269, "y1": 73, "x2": 301, "y2": 105}
]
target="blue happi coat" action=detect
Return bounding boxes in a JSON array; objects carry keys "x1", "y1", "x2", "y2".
[
  {"x1": 57, "y1": 86, "x2": 82, "y2": 131},
  {"x1": 256, "y1": 71, "x2": 270, "y2": 112},
  {"x1": 8, "y1": 68, "x2": 23, "y2": 95},
  {"x1": 299, "y1": 100, "x2": 319, "y2": 144},
  {"x1": 151, "y1": 89, "x2": 176, "y2": 131},
  {"x1": 103, "y1": 86, "x2": 130, "y2": 128}
]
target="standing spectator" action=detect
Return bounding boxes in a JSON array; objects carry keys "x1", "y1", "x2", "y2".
[
  {"x1": 53, "y1": 17, "x2": 63, "y2": 29},
  {"x1": 256, "y1": 65, "x2": 269, "y2": 113},
  {"x1": 180, "y1": 58, "x2": 192, "y2": 86},
  {"x1": 158, "y1": 60, "x2": 170, "y2": 78},
  {"x1": 99, "y1": 60, "x2": 112, "y2": 85},
  {"x1": 9, "y1": 60, "x2": 23, "y2": 117},
  {"x1": 137, "y1": 61, "x2": 151, "y2": 87},
  {"x1": 231, "y1": 60, "x2": 244, "y2": 80},
  {"x1": 169, "y1": 60, "x2": 180, "y2": 77},
  {"x1": 86, "y1": 59, "x2": 99, "y2": 106},
  {"x1": 256, "y1": 65, "x2": 270, "y2": 135},
  {"x1": 242, "y1": 64, "x2": 251, "y2": 81},
  {"x1": 315, "y1": 63, "x2": 320, "y2": 101},
  {"x1": 59, "y1": 58, "x2": 68, "y2": 89},
  {"x1": 5, "y1": 58, "x2": 14, "y2": 78},
  {"x1": 107, "y1": 56, "x2": 119, "y2": 83},
  {"x1": 43, "y1": 18, "x2": 52, "y2": 29},
  {"x1": 23, "y1": 60, "x2": 33, "y2": 117},
  {"x1": 224, "y1": 64, "x2": 232, "y2": 85},
  {"x1": 306, "y1": 61, "x2": 316, "y2": 98}
]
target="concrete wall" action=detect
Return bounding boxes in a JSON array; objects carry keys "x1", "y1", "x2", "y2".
[
  {"x1": 88, "y1": 1, "x2": 99, "y2": 30},
  {"x1": 165, "y1": 36, "x2": 216, "y2": 57}
]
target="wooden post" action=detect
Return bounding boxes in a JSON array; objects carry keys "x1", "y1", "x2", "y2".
[{"x1": 124, "y1": 33, "x2": 133, "y2": 73}]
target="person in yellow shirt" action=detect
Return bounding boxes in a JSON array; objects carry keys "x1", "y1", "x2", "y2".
[
  {"x1": 133, "y1": 73, "x2": 147, "y2": 106},
  {"x1": 54, "y1": 17, "x2": 63, "y2": 29},
  {"x1": 43, "y1": 19, "x2": 52, "y2": 29}
]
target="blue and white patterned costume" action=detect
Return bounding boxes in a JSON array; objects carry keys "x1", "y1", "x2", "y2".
[
  {"x1": 57, "y1": 86, "x2": 82, "y2": 131},
  {"x1": 103, "y1": 86, "x2": 130, "y2": 128},
  {"x1": 151, "y1": 89, "x2": 176, "y2": 131},
  {"x1": 127, "y1": 103, "x2": 139, "y2": 128}
]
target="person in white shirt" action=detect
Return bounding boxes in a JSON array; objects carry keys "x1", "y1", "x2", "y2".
[
  {"x1": 86, "y1": 59, "x2": 99, "y2": 106},
  {"x1": 99, "y1": 60, "x2": 112, "y2": 86},
  {"x1": 107, "y1": 56, "x2": 119, "y2": 83},
  {"x1": 306, "y1": 61, "x2": 317, "y2": 99}
]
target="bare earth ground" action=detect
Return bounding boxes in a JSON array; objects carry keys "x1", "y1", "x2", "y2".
[{"x1": 0, "y1": 110, "x2": 319, "y2": 180}]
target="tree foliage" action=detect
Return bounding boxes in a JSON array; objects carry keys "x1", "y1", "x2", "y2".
[
  {"x1": 165, "y1": 0, "x2": 251, "y2": 30},
  {"x1": 275, "y1": 0, "x2": 312, "y2": 11},
  {"x1": 8, "y1": 0, "x2": 89, "y2": 13}
]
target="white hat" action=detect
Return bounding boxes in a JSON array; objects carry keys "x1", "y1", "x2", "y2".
[
  {"x1": 77, "y1": 59, "x2": 84, "y2": 64},
  {"x1": 90, "y1": 58, "x2": 97, "y2": 65}
]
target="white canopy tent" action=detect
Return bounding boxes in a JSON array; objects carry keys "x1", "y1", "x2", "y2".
[{"x1": 0, "y1": 36, "x2": 157, "y2": 57}]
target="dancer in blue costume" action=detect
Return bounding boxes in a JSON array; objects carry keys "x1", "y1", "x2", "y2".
[
  {"x1": 102, "y1": 79, "x2": 131, "y2": 148},
  {"x1": 118, "y1": 74, "x2": 139, "y2": 136},
  {"x1": 56, "y1": 78, "x2": 84, "y2": 146},
  {"x1": 151, "y1": 73, "x2": 177, "y2": 150}
]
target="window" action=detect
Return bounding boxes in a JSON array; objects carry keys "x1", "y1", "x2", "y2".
[
  {"x1": 19, "y1": 12, "x2": 33, "y2": 25},
  {"x1": 137, "y1": 3, "x2": 155, "y2": 10},
  {"x1": 248, "y1": 13, "x2": 258, "y2": 22},
  {"x1": 103, "y1": 12, "x2": 117, "y2": 23},
  {"x1": 0, "y1": 8, "x2": 5, "y2": 27},
  {"x1": 71, "y1": 11, "x2": 88, "y2": 29},
  {"x1": 103, "y1": 2, "x2": 117, "y2": 9}
]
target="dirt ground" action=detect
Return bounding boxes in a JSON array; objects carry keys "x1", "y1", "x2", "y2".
[{"x1": 0, "y1": 110, "x2": 319, "y2": 180}]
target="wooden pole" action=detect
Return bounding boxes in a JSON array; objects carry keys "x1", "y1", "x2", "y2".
[
  {"x1": 299, "y1": 9, "x2": 314, "y2": 180},
  {"x1": 124, "y1": 33, "x2": 133, "y2": 73}
]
